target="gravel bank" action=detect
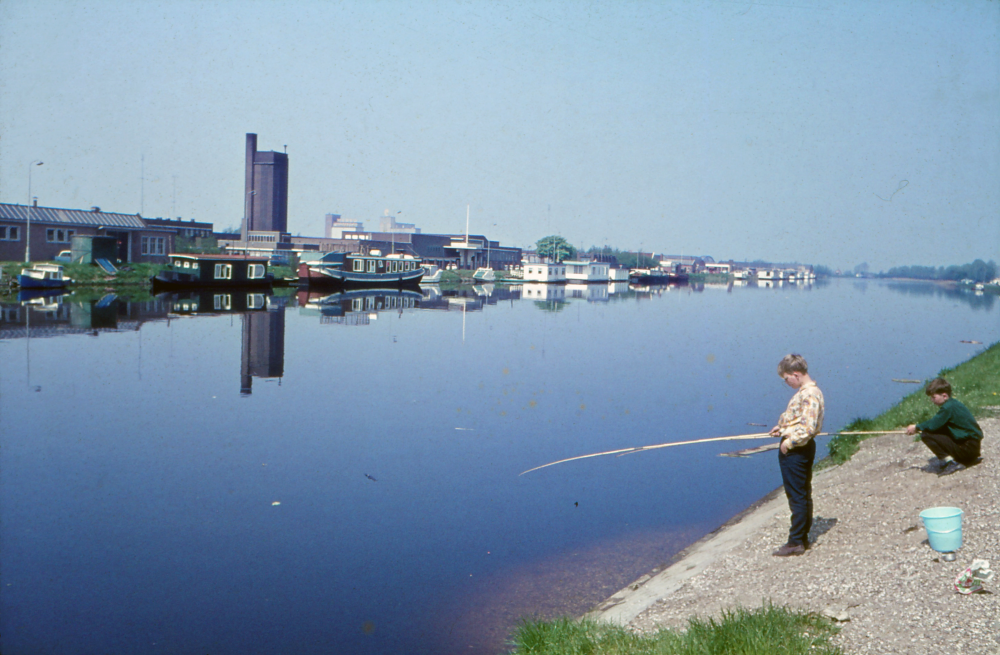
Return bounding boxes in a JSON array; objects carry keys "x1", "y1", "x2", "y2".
[{"x1": 594, "y1": 418, "x2": 1000, "y2": 654}]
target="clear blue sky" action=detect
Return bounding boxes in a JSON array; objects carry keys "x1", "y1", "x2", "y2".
[{"x1": 1, "y1": 0, "x2": 997, "y2": 271}]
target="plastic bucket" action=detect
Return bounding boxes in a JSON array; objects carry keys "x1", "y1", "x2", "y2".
[{"x1": 919, "y1": 507, "x2": 963, "y2": 552}]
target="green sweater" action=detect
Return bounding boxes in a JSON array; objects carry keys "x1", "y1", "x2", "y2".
[{"x1": 917, "y1": 398, "x2": 983, "y2": 441}]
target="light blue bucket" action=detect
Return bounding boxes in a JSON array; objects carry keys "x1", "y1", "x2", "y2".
[{"x1": 919, "y1": 507, "x2": 963, "y2": 553}]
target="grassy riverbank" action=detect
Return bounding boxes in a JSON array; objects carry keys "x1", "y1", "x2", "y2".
[
  {"x1": 511, "y1": 604, "x2": 842, "y2": 655},
  {"x1": 507, "y1": 341, "x2": 1000, "y2": 655},
  {"x1": 826, "y1": 340, "x2": 1000, "y2": 466}
]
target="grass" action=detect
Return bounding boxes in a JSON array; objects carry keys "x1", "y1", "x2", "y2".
[
  {"x1": 2, "y1": 260, "x2": 164, "y2": 287},
  {"x1": 510, "y1": 604, "x2": 842, "y2": 655},
  {"x1": 823, "y1": 340, "x2": 1000, "y2": 466}
]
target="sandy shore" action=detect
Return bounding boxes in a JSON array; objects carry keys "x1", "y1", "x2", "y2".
[{"x1": 587, "y1": 417, "x2": 1000, "y2": 654}]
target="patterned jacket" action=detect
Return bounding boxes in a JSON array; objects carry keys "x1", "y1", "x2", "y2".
[{"x1": 778, "y1": 381, "x2": 825, "y2": 449}]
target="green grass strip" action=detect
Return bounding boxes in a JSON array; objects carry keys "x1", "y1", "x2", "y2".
[
  {"x1": 824, "y1": 340, "x2": 1000, "y2": 466},
  {"x1": 509, "y1": 603, "x2": 842, "y2": 655}
]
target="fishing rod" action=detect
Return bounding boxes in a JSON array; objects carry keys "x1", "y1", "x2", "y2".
[{"x1": 519, "y1": 430, "x2": 910, "y2": 475}]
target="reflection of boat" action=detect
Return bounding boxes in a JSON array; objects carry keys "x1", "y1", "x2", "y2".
[
  {"x1": 420, "y1": 264, "x2": 443, "y2": 284},
  {"x1": 19, "y1": 264, "x2": 72, "y2": 289},
  {"x1": 157, "y1": 289, "x2": 271, "y2": 314},
  {"x1": 17, "y1": 288, "x2": 71, "y2": 305},
  {"x1": 473, "y1": 283, "x2": 495, "y2": 297},
  {"x1": 298, "y1": 250, "x2": 423, "y2": 287},
  {"x1": 297, "y1": 287, "x2": 422, "y2": 322},
  {"x1": 152, "y1": 254, "x2": 273, "y2": 290},
  {"x1": 628, "y1": 267, "x2": 688, "y2": 285}
]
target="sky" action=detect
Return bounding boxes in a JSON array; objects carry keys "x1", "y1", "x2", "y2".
[{"x1": 1, "y1": 0, "x2": 997, "y2": 271}]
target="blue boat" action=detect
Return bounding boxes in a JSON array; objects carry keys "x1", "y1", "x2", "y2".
[
  {"x1": 19, "y1": 264, "x2": 72, "y2": 289},
  {"x1": 298, "y1": 249, "x2": 424, "y2": 288}
]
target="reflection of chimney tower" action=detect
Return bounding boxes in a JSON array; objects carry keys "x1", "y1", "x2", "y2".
[{"x1": 242, "y1": 133, "x2": 257, "y2": 239}]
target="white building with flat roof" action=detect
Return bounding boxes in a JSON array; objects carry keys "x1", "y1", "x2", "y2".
[
  {"x1": 563, "y1": 260, "x2": 609, "y2": 283},
  {"x1": 523, "y1": 261, "x2": 567, "y2": 283}
]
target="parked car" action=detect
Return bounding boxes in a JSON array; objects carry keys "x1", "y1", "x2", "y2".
[{"x1": 53, "y1": 250, "x2": 73, "y2": 263}]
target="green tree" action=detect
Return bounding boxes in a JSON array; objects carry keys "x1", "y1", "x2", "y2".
[{"x1": 536, "y1": 235, "x2": 576, "y2": 262}]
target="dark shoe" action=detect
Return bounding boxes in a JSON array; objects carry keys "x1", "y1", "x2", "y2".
[{"x1": 772, "y1": 543, "x2": 805, "y2": 557}]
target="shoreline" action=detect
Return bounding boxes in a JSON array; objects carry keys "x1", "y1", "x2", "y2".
[{"x1": 585, "y1": 419, "x2": 1000, "y2": 653}]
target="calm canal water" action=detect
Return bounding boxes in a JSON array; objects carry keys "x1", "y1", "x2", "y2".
[{"x1": 1, "y1": 278, "x2": 997, "y2": 654}]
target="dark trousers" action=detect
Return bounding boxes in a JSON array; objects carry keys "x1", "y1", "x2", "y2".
[
  {"x1": 920, "y1": 432, "x2": 981, "y2": 466},
  {"x1": 778, "y1": 439, "x2": 815, "y2": 547}
]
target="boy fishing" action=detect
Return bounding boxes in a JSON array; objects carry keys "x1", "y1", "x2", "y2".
[
  {"x1": 770, "y1": 354, "x2": 824, "y2": 557},
  {"x1": 906, "y1": 377, "x2": 982, "y2": 475}
]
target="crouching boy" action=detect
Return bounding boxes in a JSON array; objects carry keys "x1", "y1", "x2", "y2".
[{"x1": 906, "y1": 378, "x2": 982, "y2": 474}]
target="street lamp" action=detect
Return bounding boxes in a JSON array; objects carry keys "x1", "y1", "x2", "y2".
[{"x1": 26, "y1": 160, "x2": 43, "y2": 263}]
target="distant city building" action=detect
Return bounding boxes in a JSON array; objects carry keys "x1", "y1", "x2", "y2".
[
  {"x1": 378, "y1": 210, "x2": 420, "y2": 234},
  {"x1": 242, "y1": 133, "x2": 288, "y2": 236},
  {"x1": 325, "y1": 213, "x2": 364, "y2": 239}
]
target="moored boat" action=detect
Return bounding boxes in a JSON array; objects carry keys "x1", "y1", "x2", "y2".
[
  {"x1": 19, "y1": 264, "x2": 72, "y2": 289},
  {"x1": 628, "y1": 267, "x2": 689, "y2": 285},
  {"x1": 151, "y1": 254, "x2": 274, "y2": 290},
  {"x1": 298, "y1": 249, "x2": 423, "y2": 288},
  {"x1": 420, "y1": 264, "x2": 443, "y2": 283},
  {"x1": 472, "y1": 267, "x2": 496, "y2": 282}
]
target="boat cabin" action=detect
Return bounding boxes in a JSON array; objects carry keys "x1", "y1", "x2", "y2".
[{"x1": 164, "y1": 254, "x2": 271, "y2": 285}]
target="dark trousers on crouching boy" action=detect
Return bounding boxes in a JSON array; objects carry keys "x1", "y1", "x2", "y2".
[
  {"x1": 920, "y1": 431, "x2": 981, "y2": 466},
  {"x1": 778, "y1": 439, "x2": 815, "y2": 548}
]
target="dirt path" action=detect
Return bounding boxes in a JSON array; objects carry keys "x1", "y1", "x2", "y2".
[{"x1": 589, "y1": 418, "x2": 1000, "y2": 654}]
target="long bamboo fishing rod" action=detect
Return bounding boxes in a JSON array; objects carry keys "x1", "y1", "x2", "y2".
[{"x1": 519, "y1": 430, "x2": 910, "y2": 475}]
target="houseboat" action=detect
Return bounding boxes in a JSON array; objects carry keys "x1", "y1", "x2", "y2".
[
  {"x1": 298, "y1": 250, "x2": 423, "y2": 288},
  {"x1": 19, "y1": 264, "x2": 72, "y2": 289},
  {"x1": 564, "y1": 260, "x2": 610, "y2": 283},
  {"x1": 628, "y1": 267, "x2": 689, "y2": 285},
  {"x1": 151, "y1": 254, "x2": 273, "y2": 290}
]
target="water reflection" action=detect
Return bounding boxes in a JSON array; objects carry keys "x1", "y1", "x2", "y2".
[
  {"x1": 1, "y1": 278, "x2": 998, "y2": 655},
  {"x1": 884, "y1": 280, "x2": 996, "y2": 310}
]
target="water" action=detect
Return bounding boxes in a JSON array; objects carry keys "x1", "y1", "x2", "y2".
[{"x1": 1, "y1": 279, "x2": 996, "y2": 654}]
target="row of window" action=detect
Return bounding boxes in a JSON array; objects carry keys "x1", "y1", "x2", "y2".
[
  {"x1": 142, "y1": 237, "x2": 166, "y2": 255},
  {"x1": 47, "y1": 228, "x2": 75, "y2": 243},
  {"x1": 213, "y1": 263, "x2": 267, "y2": 280},
  {"x1": 171, "y1": 294, "x2": 266, "y2": 313},
  {"x1": 351, "y1": 259, "x2": 417, "y2": 273},
  {"x1": 526, "y1": 267, "x2": 567, "y2": 275}
]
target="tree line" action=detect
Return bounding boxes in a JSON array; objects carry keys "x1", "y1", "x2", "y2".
[{"x1": 879, "y1": 259, "x2": 996, "y2": 282}]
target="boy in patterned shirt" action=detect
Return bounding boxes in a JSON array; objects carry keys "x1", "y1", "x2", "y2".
[{"x1": 770, "y1": 354, "x2": 824, "y2": 557}]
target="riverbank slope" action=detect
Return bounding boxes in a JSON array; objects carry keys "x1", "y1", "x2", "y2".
[{"x1": 588, "y1": 418, "x2": 1000, "y2": 654}]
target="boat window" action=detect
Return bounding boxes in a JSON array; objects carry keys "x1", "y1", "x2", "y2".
[
  {"x1": 214, "y1": 294, "x2": 231, "y2": 310},
  {"x1": 192, "y1": 262, "x2": 199, "y2": 269},
  {"x1": 248, "y1": 264, "x2": 265, "y2": 279},
  {"x1": 214, "y1": 264, "x2": 233, "y2": 280},
  {"x1": 353, "y1": 259, "x2": 364, "y2": 272},
  {"x1": 247, "y1": 294, "x2": 265, "y2": 309},
  {"x1": 183, "y1": 261, "x2": 190, "y2": 268},
  {"x1": 368, "y1": 260, "x2": 376, "y2": 273}
]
